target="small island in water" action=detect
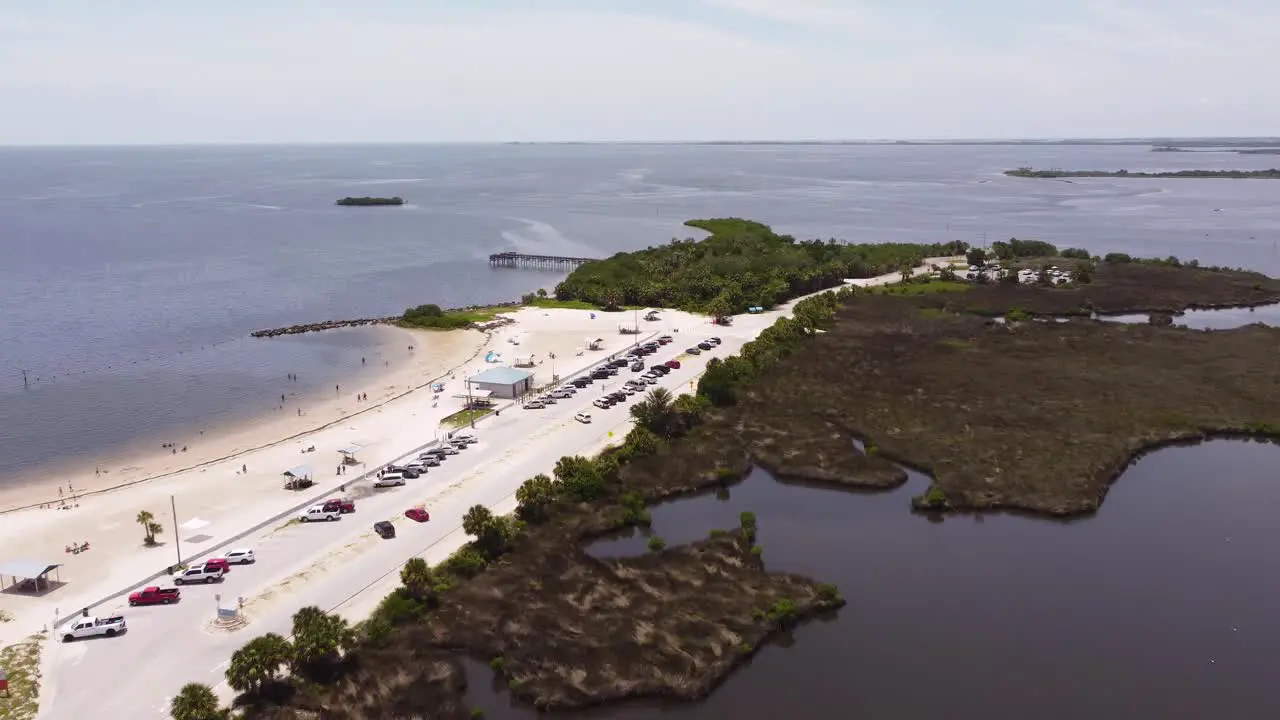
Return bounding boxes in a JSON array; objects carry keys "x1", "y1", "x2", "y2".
[
  {"x1": 1006, "y1": 167, "x2": 1280, "y2": 179},
  {"x1": 335, "y1": 196, "x2": 405, "y2": 206}
]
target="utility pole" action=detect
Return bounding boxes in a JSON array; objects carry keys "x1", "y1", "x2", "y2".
[
  {"x1": 465, "y1": 377, "x2": 475, "y2": 429},
  {"x1": 170, "y1": 495, "x2": 182, "y2": 566}
]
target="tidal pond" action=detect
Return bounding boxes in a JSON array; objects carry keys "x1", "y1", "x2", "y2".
[
  {"x1": 1098, "y1": 303, "x2": 1280, "y2": 329},
  {"x1": 465, "y1": 440, "x2": 1280, "y2": 720}
]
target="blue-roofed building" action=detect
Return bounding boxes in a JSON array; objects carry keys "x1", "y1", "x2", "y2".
[{"x1": 469, "y1": 366, "x2": 534, "y2": 399}]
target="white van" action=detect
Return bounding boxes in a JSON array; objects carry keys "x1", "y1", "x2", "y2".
[{"x1": 373, "y1": 473, "x2": 406, "y2": 488}]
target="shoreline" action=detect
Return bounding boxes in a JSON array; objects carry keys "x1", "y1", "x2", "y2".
[{"x1": 0, "y1": 324, "x2": 490, "y2": 513}]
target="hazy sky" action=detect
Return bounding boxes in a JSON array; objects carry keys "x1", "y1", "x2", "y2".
[{"x1": 2, "y1": 1, "x2": 1275, "y2": 144}]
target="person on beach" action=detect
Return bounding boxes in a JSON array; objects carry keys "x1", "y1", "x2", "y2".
[
  {"x1": 242, "y1": 463, "x2": 247, "y2": 474},
  {"x1": 336, "y1": 384, "x2": 340, "y2": 394},
  {"x1": 362, "y1": 357, "x2": 366, "y2": 365},
  {"x1": 281, "y1": 393, "x2": 286, "y2": 403}
]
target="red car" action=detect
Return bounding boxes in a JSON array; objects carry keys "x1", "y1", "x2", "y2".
[
  {"x1": 665, "y1": 359, "x2": 681, "y2": 369},
  {"x1": 202, "y1": 558, "x2": 231, "y2": 575},
  {"x1": 658, "y1": 336, "x2": 673, "y2": 344},
  {"x1": 404, "y1": 507, "x2": 431, "y2": 523},
  {"x1": 323, "y1": 498, "x2": 356, "y2": 514},
  {"x1": 128, "y1": 586, "x2": 181, "y2": 606}
]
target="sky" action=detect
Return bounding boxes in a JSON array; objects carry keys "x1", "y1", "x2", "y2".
[{"x1": 1, "y1": 0, "x2": 1276, "y2": 144}]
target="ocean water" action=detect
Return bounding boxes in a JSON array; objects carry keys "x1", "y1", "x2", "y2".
[{"x1": 2, "y1": 143, "x2": 1279, "y2": 480}]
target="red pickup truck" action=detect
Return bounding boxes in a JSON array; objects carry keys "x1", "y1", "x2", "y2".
[
  {"x1": 323, "y1": 498, "x2": 356, "y2": 514},
  {"x1": 128, "y1": 586, "x2": 181, "y2": 606}
]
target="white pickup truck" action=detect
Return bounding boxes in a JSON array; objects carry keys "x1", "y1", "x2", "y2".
[
  {"x1": 62, "y1": 615, "x2": 127, "y2": 642},
  {"x1": 299, "y1": 504, "x2": 341, "y2": 522}
]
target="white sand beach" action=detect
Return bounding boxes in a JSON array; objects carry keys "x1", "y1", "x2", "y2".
[{"x1": 0, "y1": 258, "x2": 956, "y2": 653}]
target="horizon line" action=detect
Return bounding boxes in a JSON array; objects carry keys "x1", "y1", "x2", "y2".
[{"x1": 4, "y1": 136, "x2": 1280, "y2": 150}]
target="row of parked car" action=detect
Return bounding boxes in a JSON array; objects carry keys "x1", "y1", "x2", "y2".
[{"x1": 77, "y1": 432, "x2": 487, "y2": 642}]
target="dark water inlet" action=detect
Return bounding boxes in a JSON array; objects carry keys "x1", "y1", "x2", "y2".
[
  {"x1": 464, "y1": 439, "x2": 1280, "y2": 719},
  {"x1": 1096, "y1": 303, "x2": 1280, "y2": 329}
]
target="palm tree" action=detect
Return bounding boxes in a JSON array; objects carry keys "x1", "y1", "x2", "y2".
[
  {"x1": 169, "y1": 682, "x2": 226, "y2": 720},
  {"x1": 631, "y1": 387, "x2": 675, "y2": 437},
  {"x1": 290, "y1": 606, "x2": 352, "y2": 680},
  {"x1": 136, "y1": 510, "x2": 161, "y2": 546},
  {"x1": 225, "y1": 633, "x2": 291, "y2": 697},
  {"x1": 399, "y1": 558, "x2": 436, "y2": 601}
]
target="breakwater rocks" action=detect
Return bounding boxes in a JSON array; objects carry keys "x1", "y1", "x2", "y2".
[{"x1": 251, "y1": 318, "x2": 393, "y2": 338}]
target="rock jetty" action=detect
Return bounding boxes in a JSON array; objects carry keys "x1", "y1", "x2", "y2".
[{"x1": 251, "y1": 318, "x2": 393, "y2": 338}]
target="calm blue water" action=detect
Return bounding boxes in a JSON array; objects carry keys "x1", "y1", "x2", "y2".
[{"x1": 2, "y1": 143, "x2": 1279, "y2": 479}]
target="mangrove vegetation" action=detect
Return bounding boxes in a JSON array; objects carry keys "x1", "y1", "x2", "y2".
[
  {"x1": 553, "y1": 217, "x2": 966, "y2": 314},
  {"x1": 1006, "y1": 167, "x2": 1280, "y2": 179},
  {"x1": 335, "y1": 196, "x2": 405, "y2": 206}
]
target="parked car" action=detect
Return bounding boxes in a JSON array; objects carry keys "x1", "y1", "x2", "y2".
[
  {"x1": 322, "y1": 498, "x2": 356, "y2": 514},
  {"x1": 593, "y1": 398, "x2": 612, "y2": 409},
  {"x1": 550, "y1": 388, "x2": 575, "y2": 399},
  {"x1": 374, "y1": 521, "x2": 396, "y2": 539},
  {"x1": 630, "y1": 361, "x2": 645, "y2": 372},
  {"x1": 640, "y1": 375, "x2": 659, "y2": 384},
  {"x1": 224, "y1": 548, "x2": 257, "y2": 564},
  {"x1": 643, "y1": 341, "x2": 660, "y2": 350},
  {"x1": 201, "y1": 558, "x2": 231, "y2": 575},
  {"x1": 373, "y1": 474, "x2": 406, "y2": 488},
  {"x1": 128, "y1": 586, "x2": 181, "y2": 606},
  {"x1": 697, "y1": 342, "x2": 713, "y2": 351},
  {"x1": 653, "y1": 365, "x2": 671, "y2": 375},
  {"x1": 571, "y1": 378, "x2": 591, "y2": 388},
  {"x1": 448, "y1": 438, "x2": 471, "y2": 448},
  {"x1": 575, "y1": 412, "x2": 592, "y2": 423},
  {"x1": 172, "y1": 565, "x2": 223, "y2": 585},
  {"x1": 451, "y1": 433, "x2": 479, "y2": 444},
  {"x1": 611, "y1": 358, "x2": 629, "y2": 368},
  {"x1": 665, "y1": 359, "x2": 681, "y2": 369},
  {"x1": 686, "y1": 347, "x2": 702, "y2": 355},
  {"x1": 609, "y1": 392, "x2": 628, "y2": 402},
  {"x1": 658, "y1": 335, "x2": 673, "y2": 344},
  {"x1": 404, "y1": 462, "x2": 430, "y2": 475},
  {"x1": 433, "y1": 445, "x2": 460, "y2": 456},
  {"x1": 415, "y1": 453, "x2": 442, "y2": 466},
  {"x1": 300, "y1": 505, "x2": 341, "y2": 522},
  {"x1": 62, "y1": 615, "x2": 127, "y2": 642},
  {"x1": 524, "y1": 400, "x2": 547, "y2": 409},
  {"x1": 405, "y1": 507, "x2": 430, "y2": 523},
  {"x1": 708, "y1": 337, "x2": 722, "y2": 345},
  {"x1": 538, "y1": 396, "x2": 556, "y2": 405}
]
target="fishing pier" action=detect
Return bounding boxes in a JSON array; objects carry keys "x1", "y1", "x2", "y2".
[{"x1": 488, "y1": 252, "x2": 596, "y2": 270}]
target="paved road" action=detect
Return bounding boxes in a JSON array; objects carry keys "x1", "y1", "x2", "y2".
[{"x1": 41, "y1": 326, "x2": 757, "y2": 719}]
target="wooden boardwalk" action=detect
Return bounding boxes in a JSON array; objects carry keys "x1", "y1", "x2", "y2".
[{"x1": 488, "y1": 252, "x2": 596, "y2": 270}]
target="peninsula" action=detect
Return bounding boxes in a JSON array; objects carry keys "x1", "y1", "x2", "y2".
[
  {"x1": 1005, "y1": 167, "x2": 1280, "y2": 179},
  {"x1": 335, "y1": 196, "x2": 405, "y2": 206}
]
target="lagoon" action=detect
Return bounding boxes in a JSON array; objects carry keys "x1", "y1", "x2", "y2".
[{"x1": 466, "y1": 440, "x2": 1280, "y2": 719}]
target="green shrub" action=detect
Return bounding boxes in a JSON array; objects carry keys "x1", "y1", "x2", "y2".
[
  {"x1": 489, "y1": 656, "x2": 505, "y2": 673},
  {"x1": 709, "y1": 528, "x2": 730, "y2": 538},
  {"x1": 441, "y1": 546, "x2": 488, "y2": 578},
  {"x1": 749, "y1": 545, "x2": 763, "y2": 558},
  {"x1": 647, "y1": 535, "x2": 667, "y2": 552},
  {"x1": 816, "y1": 583, "x2": 842, "y2": 603},
  {"x1": 765, "y1": 598, "x2": 799, "y2": 627},
  {"x1": 1005, "y1": 307, "x2": 1031, "y2": 323}
]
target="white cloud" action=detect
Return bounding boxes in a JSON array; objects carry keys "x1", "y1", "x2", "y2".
[{"x1": 0, "y1": 3, "x2": 1277, "y2": 143}]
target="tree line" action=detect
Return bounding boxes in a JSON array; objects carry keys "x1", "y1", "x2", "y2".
[
  {"x1": 553, "y1": 217, "x2": 966, "y2": 316},
  {"x1": 1006, "y1": 167, "x2": 1280, "y2": 179}
]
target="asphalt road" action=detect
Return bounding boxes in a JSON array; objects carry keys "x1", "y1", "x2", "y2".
[{"x1": 41, "y1": 327, "x2": 753, "y2": 719}]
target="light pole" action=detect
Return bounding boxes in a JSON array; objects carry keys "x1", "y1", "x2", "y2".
[{"x1": 170, "y1": 495, "x2": 182, "y2": 566}]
